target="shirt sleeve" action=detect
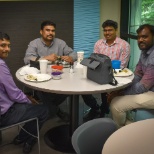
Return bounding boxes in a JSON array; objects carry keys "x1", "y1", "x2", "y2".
[
  {"x1": 0, "y1": 63, "x2": 31, "y2": 104},
  {"x1": 60, "y1": 40, "x2": 77, "y2": 61},
  {"x1": 124, "y1": 75, "x2": 147, "y2": 95},
  {"x1": 119, "y1": 41, "x2": 130, "y2": 68},
  {"x1": 24, "y1": 41, "x2": 38, "y2": 64},
  {"x1": 124, "y1": 60, "x2": 154, "y2": 95},
  {"x1": 94, "y1": 40, "x2": 100, "y2": 53}
]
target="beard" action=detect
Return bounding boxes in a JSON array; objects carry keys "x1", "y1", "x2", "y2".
[{"x1": 138, "y1": 42, "x2": 153, "y2": 52}]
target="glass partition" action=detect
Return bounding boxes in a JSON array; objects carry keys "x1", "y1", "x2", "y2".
[{"x1": 128, "y1": 0, "x2": 154, "y2": 71}]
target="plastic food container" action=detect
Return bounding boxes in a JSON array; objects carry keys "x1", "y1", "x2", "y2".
[
  {"x1": 111, "y1": 60, "x2": 121, "y2": 69},
  {"x1": 51, "y1": 65, "x2": 63, "y2": 72},
  {"x1": 51, "y1": 72, "x2": 62, "y2": 80}
]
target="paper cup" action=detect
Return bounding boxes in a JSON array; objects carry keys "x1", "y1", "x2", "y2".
[
  {"x1": 39, "y1": 59, "x2": 48, "y2": 74},
  {"x1": 83, "y1": 66, "x2": 87, "y2": 78},
  {"x1": 77, "y1": 51, "x2": 84, "y2": 63}
]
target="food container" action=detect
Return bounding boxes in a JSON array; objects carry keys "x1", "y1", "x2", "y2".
[
  {"x1": 111, "y1": 60, "x2": 121, "y2": 69},
  {"x1": 51, "y1": 65, "x2": 63, "y2": 72},
  {"x1": 51, "y1": 72, "x2": 62, "y2": 80}
]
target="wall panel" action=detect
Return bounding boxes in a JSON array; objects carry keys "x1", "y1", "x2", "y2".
[
  {"x1": 0, "y1": 1, "x2": 73, "y2": 88},
  {"x1": 74, "y1": 0, "x2": 100, "y2": 58}
]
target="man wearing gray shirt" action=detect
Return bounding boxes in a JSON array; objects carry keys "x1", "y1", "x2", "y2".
[{"x1": 24, "y1": 20, "x2": 77, "y2": 121}]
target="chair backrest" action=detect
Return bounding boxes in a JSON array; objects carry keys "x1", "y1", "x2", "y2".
[
  {"x1": 71, "y1": 118, "x2": 117, "y2": 154},
  {"x1": 134, "y1": 109, "x2": 154, "y2": 121}
]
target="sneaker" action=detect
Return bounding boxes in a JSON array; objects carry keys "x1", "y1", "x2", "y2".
[
  {"x1": 23, "y1": 140, "x2": 36, "y2": 154},
  {"x1": 83, "y1": 109, "x2": 101, "y2": 122},
  {"x1": 56, "y1": 108, "x2": 70, "y2": 122}
]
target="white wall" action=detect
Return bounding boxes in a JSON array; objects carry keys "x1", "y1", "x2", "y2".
[{"x1": 100, "y1": 0, "x2": 121, "y2": 38}]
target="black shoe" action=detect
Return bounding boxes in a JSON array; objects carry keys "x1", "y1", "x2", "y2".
[
  {"x1": 23, "y1": 140, "x2": 36, "y2": 154},
  {"x1": 99, "y1": 111, "x2": 105, "y2": 118},
  {"x1": 83, "y1": 109, "x2": 100, "y2": 122},
  {"x1": 13, "y1": 135, "x2": 27, "y2": 145},
  {"x1": 56, "y1": 108, "x2": 70, "y2": 122}
]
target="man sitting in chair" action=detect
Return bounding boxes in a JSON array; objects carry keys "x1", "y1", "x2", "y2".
[
  {"x1": 109, "y1": 24, "x2": 154, "y2": 128},
  {"x1": 83, "y1": 20, "x2": 130, "y2": 122},
  {"x1": 0, "y1": 32, "x2": 48, "y2": 153}
]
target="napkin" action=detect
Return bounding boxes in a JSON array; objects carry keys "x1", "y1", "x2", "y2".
[{"x1": 19, "y1": 65, "x2": 40, "y2": 75}]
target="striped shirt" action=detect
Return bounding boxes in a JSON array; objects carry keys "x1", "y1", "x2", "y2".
[
  {"x1": 94, "y1": 37, "x2": 130, "y2": 68},
  {"x1": 124, "y1": 45, "x2": 154, "y2": 95}
]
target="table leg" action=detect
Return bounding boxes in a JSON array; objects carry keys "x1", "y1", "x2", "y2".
[
  {"x1": 44, "y1": 95, "x2": 79, "y2": 153},
  {"x1": 69, "y1": 95, "x2": 79, "y2": 135}
]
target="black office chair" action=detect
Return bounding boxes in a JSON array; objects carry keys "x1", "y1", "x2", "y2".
[
  {"x1": 0, "y1": 107, "x2": 40, "y2": 154},
  {"x1": 71, "y1": 118, "x2": 117, "y2": 154}
]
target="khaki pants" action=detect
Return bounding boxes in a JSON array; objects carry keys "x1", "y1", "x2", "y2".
[{"x1": 110, "y1": 91, "x2": 154, "y2": 128}]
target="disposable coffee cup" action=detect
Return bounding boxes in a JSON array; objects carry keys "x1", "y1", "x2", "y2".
[
  {"x1": 111, "y1": 60, "x2": 121, "y2": 69},
  {"x1": 39, "y1": 59, "x2": 48, "y2": 74},
  {"x1": 83, "y1": 66, "x2": 87, "y2": 78},
  {"x1": 77, "y1": 51, "x2": 84, "y2": 63}
]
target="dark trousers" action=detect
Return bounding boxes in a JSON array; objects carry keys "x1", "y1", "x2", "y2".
[
  {"x1": 1, "y1": 103, "x2": 48, "y2": 144},
  {"x1": 36, "y1": 91, "x2": 68, "y2": 117},
  {"x1": 82, "y1": 93, "x2": 109, "y2": 114},
  {"x1": 82, "y1": 94, "x2": 99, "y2": 110}
]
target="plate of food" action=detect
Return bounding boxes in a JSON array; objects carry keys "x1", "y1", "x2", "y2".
[
  {"x1": 113, "y1": 68, "x2": 133, "y2": 77},
  {"x1": 24, "y1": 74, "x2": 51, "y2": 82}
]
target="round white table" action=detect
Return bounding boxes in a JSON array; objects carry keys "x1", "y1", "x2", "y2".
[
  {"x1": 102, "y1": 119, "x2": 154, "y2": 154},
  {"x1": 16, "y1": 66, "x2": 133, "y2": 152}
]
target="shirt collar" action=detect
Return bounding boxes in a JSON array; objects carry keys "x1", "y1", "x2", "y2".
[
  {"x1": 40, "y1": 38, "x2": 54, "y2": 47},
  {"x1": 103, "y1": 37, "x2": 119, "y2": 46}
]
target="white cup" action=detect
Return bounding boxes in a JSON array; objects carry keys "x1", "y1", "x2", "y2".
[
  {"x1": 39, "y1": 59, "x2": 48, "y2": 74},
  {"x1": 83, "y1": 66, "x2": 87, "y2": 78},
  {"x1": 77, "y1": 51, "x2": 84, "y2": 63}
]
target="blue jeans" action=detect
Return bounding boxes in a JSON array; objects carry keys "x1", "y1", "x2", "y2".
[{"x1": 1, "y1": 103, "x2": 48, "y2": 143}]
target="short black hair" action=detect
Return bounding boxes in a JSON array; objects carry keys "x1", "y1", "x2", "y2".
[
  {"x1": 41, "y1": 20, "x2": 56, "y2": 30},
  {"x1": 136, "y1": 24, "x2": 154, "y2": 35},
  {"x1": 0, "y1": 32, "x2": 10, "y2": 41},
  {"x1": 102, "y1": 20, "x2": 118, "y2": 29}
]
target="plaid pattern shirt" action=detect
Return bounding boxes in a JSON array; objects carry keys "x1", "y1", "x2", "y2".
[
  {"x1": 124, "y1": 45, "x2": 154, "y2": 95},
  {"x1": 94, "y1": 37, "x2": 130, "y2": 68}
]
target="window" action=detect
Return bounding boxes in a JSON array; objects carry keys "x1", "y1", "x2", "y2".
[{"x1": 128, "y1": 0, "x2": 154, "y2": 71}]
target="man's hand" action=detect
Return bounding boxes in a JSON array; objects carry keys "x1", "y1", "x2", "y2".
[
  {"x1": 61, "y1": 56, "x2": 73, "y2": 63},
  {"x1": 26, "y1": 95, "x2": 39, "y2": 104},
  {"x1": 107, "y1": 90, "x2": 124, "y2": 103},
  {"x1": 43, "y1": 54, "x2": 57, "y2": 62}
]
